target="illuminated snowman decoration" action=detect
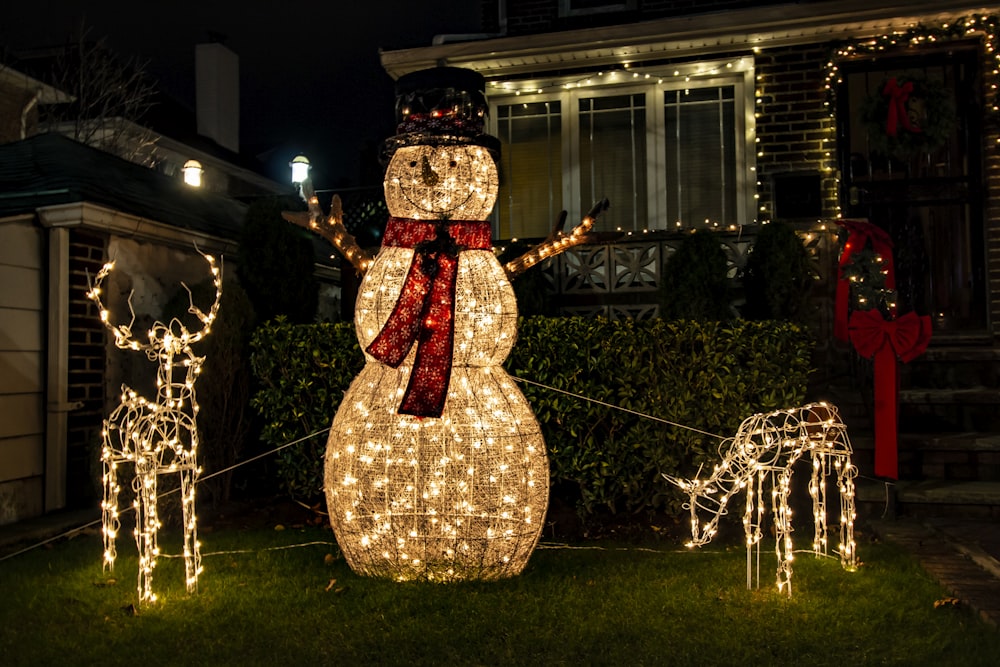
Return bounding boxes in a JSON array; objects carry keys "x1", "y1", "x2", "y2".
[{"x1": 287, "y1": 67, "x2": 604, "y2": 581}]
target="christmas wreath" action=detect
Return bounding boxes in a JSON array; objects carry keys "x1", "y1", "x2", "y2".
[{"x1": 859, "y1": 73, "x2": 956, "y2": 159}]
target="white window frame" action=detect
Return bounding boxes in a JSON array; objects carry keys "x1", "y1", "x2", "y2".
[{"x1": 487, "y1": 58, "x2": 756, "y2": 237}]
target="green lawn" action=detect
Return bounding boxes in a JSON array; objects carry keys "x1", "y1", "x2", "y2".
[{"x1": 1, "y1": 524, "x2": 997, "y2": 666}]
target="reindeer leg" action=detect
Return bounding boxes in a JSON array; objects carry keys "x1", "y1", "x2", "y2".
[
  {"x1": 809, "y1": 452, "x2": 828, "y2": 556},
  {"x1": 179, "y1": 455, "x2": 201, "y2": 593},
  {"x1": 100, "y1": 422, "x2": 121, "y2": 572},
  {"x1": 774, "y1": 469, "x2": 794, "y2": 597},
  {"x1": 837, "y1": 454, "x2": 858, "y2": 571},
  {"x1": 133, "y1": 458, "x2": 160, "y2": 603}
]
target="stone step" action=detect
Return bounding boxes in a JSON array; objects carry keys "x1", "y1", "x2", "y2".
[
  {"x1": 849, "y1": 433, "x2": 1000, "y2": 482},
  {"x1": 856, "y1": 479, "x2": 1000, "y2": 519},
  {"x1": 898, "y1": 387, "x2": 1000, "y2": 404}
]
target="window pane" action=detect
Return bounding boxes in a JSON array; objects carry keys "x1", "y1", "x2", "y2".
[
  {"x1": 579, "y1": 93, "x2": 647, "y2": 232},
  {"x1": 496, "y1": 101, "x2": 562, "y2": 239},
  {"x1": 664, "y1": 87, "x2": 737, "y2": 228}
]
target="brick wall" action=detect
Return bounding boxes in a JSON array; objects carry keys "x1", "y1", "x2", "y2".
[
  {"x1": 485, "y1": 0, "x2": 799, "y2": 36},
  {"x1": 753, "y1": 44, "x2": 840, "y2": 222},
  {"x1": 65, "y1": 229, "x2": 107, "y2": 506},
  {"x1": 983, "y1": 43, "x2": 1000, "y2": 338}
]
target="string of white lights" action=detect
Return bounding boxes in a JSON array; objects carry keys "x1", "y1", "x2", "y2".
[{"x1": 512, "y1": 375, "x2": 728, "y2": 441}]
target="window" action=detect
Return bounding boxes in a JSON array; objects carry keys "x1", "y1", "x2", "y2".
[{"x1": 488, "y1": 59, "x2": 755, "y2": 239}]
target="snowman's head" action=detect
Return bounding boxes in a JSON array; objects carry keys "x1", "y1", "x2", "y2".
[{"x1": 384, "y1": 144, "x2": 498, "y2": 220}]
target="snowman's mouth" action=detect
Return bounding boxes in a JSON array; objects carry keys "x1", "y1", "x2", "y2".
[{"x1": 399, "y1": 182, "x2": 475, "y2": 215}]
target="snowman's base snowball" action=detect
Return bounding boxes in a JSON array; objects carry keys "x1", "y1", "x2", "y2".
[{"x1": 324, "y1": 362, "x2": 549, "y2": 582}]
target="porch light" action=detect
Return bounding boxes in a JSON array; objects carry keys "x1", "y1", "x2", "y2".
[
  {"x1": 290, "y1": 154, "x2": 311, "y2": 184},
  {"x1": 182, "y1": 160, "x2": 203, "y2": 187}
]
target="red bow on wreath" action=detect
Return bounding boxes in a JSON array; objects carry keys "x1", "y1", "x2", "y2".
[
  {"x1": 883, "y1": 77, "x2": 923, "y2": 138},
  {"x1": 848, "y1": 310, "x2": 931, "y2": 479},
  {"x1": 834, "y1": 219, "x2": 896, "y2": 342},
  {"x1": 366, "y1": 217, "x2": 492, "y2": 418}
]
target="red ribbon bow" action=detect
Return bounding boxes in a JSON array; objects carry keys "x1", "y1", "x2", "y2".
[
  {"x1": 366, "y1": 217, "x2": 492, "y2": 418},
  {"x1": 834, "y1": 219, "x2": 895, "y2": 342},
  {"x1": 848, "y1": 309, "x2": 932, "y2": 479},
  {"x1": 882, "y1": 77, "x2": 922, "y2": 138}
]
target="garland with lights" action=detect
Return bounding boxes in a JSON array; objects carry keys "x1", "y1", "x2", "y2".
[
  {"x1": 834, "y1": 220, "x2": 930, "y2": 480},
  {"x1": 664, "y1": 402, "x2": 858, "y2": 597},
  {"x1": 825, "y1": 14, "x2": 1000, "y2": 122}
]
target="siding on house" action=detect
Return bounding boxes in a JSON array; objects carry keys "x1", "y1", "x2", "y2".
[{"x1": 0, "y1": 220, "x2": 45, "y2": 524}]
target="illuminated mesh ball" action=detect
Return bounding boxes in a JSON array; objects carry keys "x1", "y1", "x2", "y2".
[{"x1": 325, "y1": 139, "x2": 549, "y2": 581}]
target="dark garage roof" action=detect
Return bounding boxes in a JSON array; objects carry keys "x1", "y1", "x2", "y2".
[{"x1": 0, "y1": 132, "x2": 247, "y2": 239}]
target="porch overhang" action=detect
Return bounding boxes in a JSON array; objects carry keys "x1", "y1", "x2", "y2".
[{"x1": 380, "y1": 1, "x2": 995, "y2": 79}]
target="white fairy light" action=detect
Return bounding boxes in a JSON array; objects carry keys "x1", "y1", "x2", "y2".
[
  {"x1": 88, "y1": 252, "x2": 222, "y2": 602},
  {"x1": 665, "y1": 402, "x2": 858, "y2": 596}
]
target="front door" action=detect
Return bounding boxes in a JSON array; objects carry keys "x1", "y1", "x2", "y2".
[{"x1": 837, "y1": 44, "x2": 986, "y2": 337}]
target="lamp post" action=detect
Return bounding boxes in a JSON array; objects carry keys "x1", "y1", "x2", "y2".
[{"x1": 290, "y1": 154, "x2": 311, "y2": 185}]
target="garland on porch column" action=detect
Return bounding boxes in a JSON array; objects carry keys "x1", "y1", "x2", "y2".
[{"x1": 835, "y1": 220, "x2": 931, "y2": 480}]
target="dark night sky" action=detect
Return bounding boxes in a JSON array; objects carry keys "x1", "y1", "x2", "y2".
[{"x1": 2, "y1": 2, "x2": 485, "y2": 187}]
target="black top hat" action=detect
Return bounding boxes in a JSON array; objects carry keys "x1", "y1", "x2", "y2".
[{"x1": 379, "y1": 66, "x2": 501, "y2": 164}]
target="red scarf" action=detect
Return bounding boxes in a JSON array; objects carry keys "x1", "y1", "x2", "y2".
[{"x1": 366, "y1": 217, "x2": 492, "y2": 418}]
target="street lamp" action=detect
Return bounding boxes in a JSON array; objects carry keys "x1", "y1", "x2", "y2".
[{"x1": 290, "y1": 154, "x2": 311, "y2": 184}]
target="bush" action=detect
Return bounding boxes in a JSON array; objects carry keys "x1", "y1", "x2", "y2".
[
  {"x1": 238, "y1": 195, "x2": 318, "y2": 324},
  {"x1": 250, "y1": 317, "x2": 812, "y2": 517},
  {"x1": 508, "y1": 317, "x2": 812, "y2": 516},
  {"x1": 250, "y1": 319, "x2": 364, "y2": 499},
  {"x1": 661, "y1": 230, "x2": 732, "y2": 320},
  {"x1": 741, "y1": 222, "x2": 815, "y2": 323}
]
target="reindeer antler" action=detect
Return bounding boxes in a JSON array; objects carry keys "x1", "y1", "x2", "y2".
[
  {"x1": 86, "y1": 252, "x2": 223, "y2": 355},
  {"x1": 282, "y1": 179, "x2": 373, "y2": 274},
  {"x1": 503, "y1": 198, "x2": 609, "y2": 279}
]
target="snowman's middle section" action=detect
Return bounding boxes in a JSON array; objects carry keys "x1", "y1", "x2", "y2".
[{"x1": 325, "y1": 244, "x2": 549, "y2": 581}]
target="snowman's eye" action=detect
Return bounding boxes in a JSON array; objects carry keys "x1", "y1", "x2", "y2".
[
  {"x1": 449, "y1": 160, "x2": 457, "y2": 168},
  {"x1": 409, "y1": 160, "x2": 418, "y2": 168}
]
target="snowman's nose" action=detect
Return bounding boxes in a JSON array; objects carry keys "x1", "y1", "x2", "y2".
[{"x1": 420, "y1": 155, "x2": 440, "y2": 186}]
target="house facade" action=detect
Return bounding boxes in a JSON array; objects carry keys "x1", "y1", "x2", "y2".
[
  {"x1": 381, "y1": 0, "x2": 998, "y2": 337},
  {"x1": 379, "y1": 1, "x2": 1000, "y2": 482}
]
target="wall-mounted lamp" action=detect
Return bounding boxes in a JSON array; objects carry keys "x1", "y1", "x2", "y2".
[{"x1": 182, "y1": 159, "x2": 204, "y2": 187}]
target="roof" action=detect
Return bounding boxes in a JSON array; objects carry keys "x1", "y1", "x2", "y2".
[
  {"x1": 380, "y1": 0, "x2": 991, "y2": 78},
  {"x1": 0, "y1": 132, "x2": 248, "y2": 239}
]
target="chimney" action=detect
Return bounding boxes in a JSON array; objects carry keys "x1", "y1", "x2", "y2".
[{"x1": 195, "y1": 42, "x2": 239, "y2": 153}]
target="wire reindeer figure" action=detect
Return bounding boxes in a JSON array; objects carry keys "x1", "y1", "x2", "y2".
[
  {"x1": 86, "y1": 252, "x2": 222, "y2": 603},
  {"x1": 664, "y1": 402, "x2": 858, "y2": 596}
]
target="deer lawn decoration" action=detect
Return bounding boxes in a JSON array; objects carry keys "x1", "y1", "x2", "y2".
[
  {"x1": 664, "y1": 402, "x2": 857, "y2": 596},
  {"x1": 87, "y1": 252, "x2": 222, "y2": 603}
]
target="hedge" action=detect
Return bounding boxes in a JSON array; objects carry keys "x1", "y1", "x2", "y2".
[{"x1": 250, "y1": 317, "x2": 812, "y2": 517}]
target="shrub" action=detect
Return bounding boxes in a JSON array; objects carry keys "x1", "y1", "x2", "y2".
[
  {"x1": 661, "y1": 231, "x2": 732, "y2": 320},
  {"x1": 741, "y1": 221, "x2": 815, "y2": 323},
  {"x1": 250, "y1": 317, "x2": 812, "y2": 517},
  {"x1": 238, "y1": 195, "x2": 318, "y2": 324},
  {"x1": 508, "y1": 317, "x2": 812, "y2": 516},
  {"x1": 250, "y1": 319, "x2": 364, "y2": 499}
]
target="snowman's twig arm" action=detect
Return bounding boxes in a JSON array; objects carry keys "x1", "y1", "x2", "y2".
[
  {"x1": 282, "y1": 180, "x2": 374, "y2": 274},
  {"x1": 504, "y1": 198, "x2": 609, "y2": 279}
]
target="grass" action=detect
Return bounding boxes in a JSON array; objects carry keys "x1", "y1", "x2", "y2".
[{"x1": 1, "y1": 523, "x2": 998, "y2": 666}]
